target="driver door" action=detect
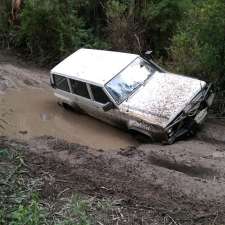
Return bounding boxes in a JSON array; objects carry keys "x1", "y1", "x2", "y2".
[{"x1": 87, "y1": 84, "x2": 122, "y2": 126}]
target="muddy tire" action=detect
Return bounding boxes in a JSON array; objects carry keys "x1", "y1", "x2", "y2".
[
  {"x1": 129, "y1": 130, "x2": 151, "y2": 143},
  {"x1": 62, "y1": 102, "x2": 71, "y2": 110},
  {"x1": 62, "y1": 102, "x2": 84, "y2": 114},
  {"x1": 165, "y1": 137, "x2": 175, "y2": 145}
]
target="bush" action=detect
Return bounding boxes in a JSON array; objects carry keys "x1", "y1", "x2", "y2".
[
  {"x1": 104, "y1": 0, "x2": 191, "y2": 58},
  {"x1": 4, "y1": 0, "x2": 108, "y2": 64},
  {"x1": 140, "y1": 0, "x2": 192, "y2": 57},
  {"x1": 169, "y1": 0, "x2": 225, "y2": 86},
  {"x1": 0, "y1": 0, "x2": 13, "y2": 48},
  {"x1": 105, "y1": 0, "x2": 141, "y2": 53}
]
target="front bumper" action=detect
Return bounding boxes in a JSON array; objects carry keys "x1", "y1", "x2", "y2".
[{"x1": 165, "y1": 83, "x2": 215, "y2": 144}]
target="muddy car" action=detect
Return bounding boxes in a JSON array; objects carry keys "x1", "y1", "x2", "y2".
[{"x1": 50, "y1": 48, "x2": 214, "y2": 144}]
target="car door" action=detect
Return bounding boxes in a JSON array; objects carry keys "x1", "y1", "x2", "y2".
[
  {"x1": 52, "y1": 74, "x2": 73, "y2": 104},
  {"x1": 87, "y1": 84, "x2": 122, "y2": 126},
  {"x1": 68, "y1": 79, "x2": 93, "y2": 113},
  {"x1": 68, "y1": 79, "x2": 122, "y2": 126}
]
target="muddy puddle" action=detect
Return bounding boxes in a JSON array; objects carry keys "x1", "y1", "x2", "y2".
[{"x1": 0, "y1": 88, "x2": 138, "y2": 150}]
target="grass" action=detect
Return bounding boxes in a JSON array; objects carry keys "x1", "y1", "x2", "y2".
[
  {"x1": 0, "y1": 144, "x2": 164, "y2": 225},
  {"x1": 0, "y1": 147, "x2": 134, "y2": 225},
  {"x1": 0, "y1": 148, "x2": 94, "y2": 225}
]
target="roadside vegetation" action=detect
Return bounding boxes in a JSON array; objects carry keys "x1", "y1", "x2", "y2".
[
  {"x1": 0, "y1": 146, "x2": 124, "y2": 225},
  {"x1": 1, "y1": 145, "x2": 163, "y2": 225},
  {"x1": 0, "y1": 147, "x2": 92, "y2": 225},
  {"x1": 0, "y1": 0, "x2": 224, "y2": 87}
]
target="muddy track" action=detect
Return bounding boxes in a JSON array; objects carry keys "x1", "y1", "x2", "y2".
[
  {"x1": 1, "y1": 49, "x2": 225, "y2": 224},
  {"x1": 2, "y1": 136, "x2": 225, "y2": 224}
]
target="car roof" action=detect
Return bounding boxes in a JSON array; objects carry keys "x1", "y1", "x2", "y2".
[{"x1": 51, "y1": 48, "x2": 139, "y2": 86}]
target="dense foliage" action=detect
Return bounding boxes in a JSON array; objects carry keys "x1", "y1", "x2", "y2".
[
  {"x1": 169, "y1": 0, "x2": 225, "y2": 85},
  {"x1": 0, "y1": 0, "x2": 224, "y2": 86}
]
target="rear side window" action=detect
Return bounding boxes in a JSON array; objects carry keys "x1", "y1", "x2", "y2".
[
  {"x1": 53, "y1": 74, "x2": 70, "y2": 92},
  {"x1": 70, "y1": 79, "x2": 90, "y2": 99},
  {"x1": 90, "y1": 85, "x2": 109, "y2": 104}
]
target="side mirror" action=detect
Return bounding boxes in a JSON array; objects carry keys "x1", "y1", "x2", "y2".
[
  {"x1": 145, "y1": 50, "x2": 153, "y2": 56},
  {"x1": 144, "y1": 50, "x2": 153, "y2": 61},
  {"x1": 103, "y1": 101, "x2": 115, "y2": 112}
]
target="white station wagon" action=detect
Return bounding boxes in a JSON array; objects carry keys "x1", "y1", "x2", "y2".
[{"x1": 50, "y1": 48, "x2": 214, "y2": 144}]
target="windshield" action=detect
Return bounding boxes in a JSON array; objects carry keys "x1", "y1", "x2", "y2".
[{"x1": 105, "y1": 57, "x2": 156, "y2": 104}]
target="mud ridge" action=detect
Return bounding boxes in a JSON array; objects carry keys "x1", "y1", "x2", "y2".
[{"x1": 149, "y1": 155, "x2": 215, "y2": 179}]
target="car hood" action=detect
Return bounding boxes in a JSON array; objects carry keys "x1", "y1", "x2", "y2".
[{"x1": 119, "y1": 71, "x2": 206, "y2": 128}]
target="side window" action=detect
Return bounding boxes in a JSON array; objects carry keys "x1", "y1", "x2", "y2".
[
  {"x1": 90, "y1": 85, "x2": 109, "y2": 104},
  {"x1": 53, "y1": 74, "x2": 70, "y2": 92},
  {"x1": 70, "y1": 79, "x2": 90, "y2": 99}
]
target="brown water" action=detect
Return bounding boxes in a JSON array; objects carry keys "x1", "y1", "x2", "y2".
[{"x1": 0, "y1": 88, "x2": 138, "y2": 150}]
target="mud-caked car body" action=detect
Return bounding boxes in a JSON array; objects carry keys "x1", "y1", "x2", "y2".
[{"x1": 50, "y1": 49, "x2": 214, "y2": 144}]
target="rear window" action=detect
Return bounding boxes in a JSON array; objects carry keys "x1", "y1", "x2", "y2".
[
  {"x1": 53, "y1": 74, "x2": 70, "y2": 92},
  {"x1": 90, "y1": 85, "x2": 109, "y2": 104},
  {"x1": 70, "y1": 79, "x2": 90, "y2": 99}
]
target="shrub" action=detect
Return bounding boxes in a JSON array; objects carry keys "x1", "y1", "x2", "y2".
[
  {"x1": 0, "y1": 0, "x2": 13, "y2": 48},
  {"x1": 169, "y1": 0, "x2": 225, "y2": 86},
  {"x1": 140, "y1": 0, "x2": 192, "y2": 57},
  {"x1": 11, "y1": 0, "x2": 108, "y2": 64},
  {"x1": 105, "y1": 0, "x2": 143, "y2": 53},
  {"x1": 104, "y1": 0, "x2": 191, "y2": 57}
]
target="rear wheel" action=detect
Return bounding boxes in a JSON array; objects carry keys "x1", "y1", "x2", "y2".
[
  {"x1": 61, "y1": 102, "x2": 84, "y2": 114},
  {"x1": 62, "y1": 102, "x2": 72, "y2": 111}
]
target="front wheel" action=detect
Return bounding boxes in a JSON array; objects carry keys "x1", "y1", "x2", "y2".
[{"x1": 129, "y1": 130, "x2": 151, "y2": 143}]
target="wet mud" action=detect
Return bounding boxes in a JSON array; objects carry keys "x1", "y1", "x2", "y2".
[{"x1": 0, "y1": 84, "x2": 137, "y2": 150}]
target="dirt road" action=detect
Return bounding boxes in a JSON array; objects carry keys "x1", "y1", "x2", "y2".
[{"x1": 1, "y1": 49, "x2": 225, "y2": 224}]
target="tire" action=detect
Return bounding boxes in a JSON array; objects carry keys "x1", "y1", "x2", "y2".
[
  {"x1": 129, "y1": 130, "x2": 151, "y2": 143},
  {"x1": 62, "y1": 102, "x2": 84, "y2": 114},
  {"x1": 62, "y1": 102, "x2": 72, "y2": 111}
]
